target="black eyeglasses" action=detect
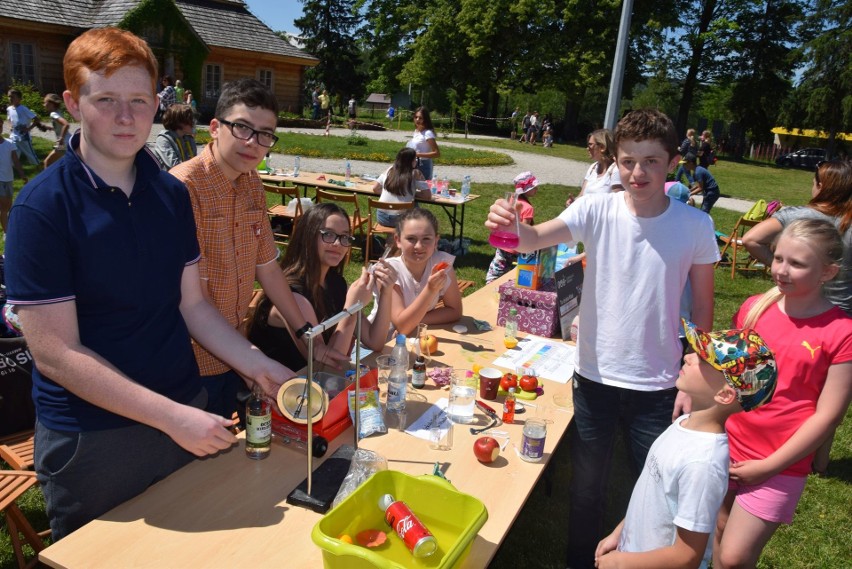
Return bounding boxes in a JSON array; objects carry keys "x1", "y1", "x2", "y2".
[
  {"x1": 217, "y1": 118, "x2": 279, "y2": 148},
  {"x1": 319, "y1": 229, "x2": 355, "y2": 247}
]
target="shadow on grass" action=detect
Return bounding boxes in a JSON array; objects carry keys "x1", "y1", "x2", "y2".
[
  {"x1": 488, "y1": 420, "x2": 633, "y2": 569},
  {"x1": 820, "y1": 456, "x2": 852, "y2": 484}
]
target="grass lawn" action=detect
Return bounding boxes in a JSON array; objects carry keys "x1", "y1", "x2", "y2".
[
  {"x1": 2, "y1": 137, "x2": 848, "y2": 569},
  {"x1": 195, "y1": 130, "x2": 515, "y2": 167}
]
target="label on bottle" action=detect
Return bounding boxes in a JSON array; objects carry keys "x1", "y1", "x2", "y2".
[
  {"x1": 387, "y1": 373, "x2": 407, "y2": 410},
  {"x1": 412, "y1": 366, "x2": 426, "y2": 388},
  {"x1": 246, "y1": 413, "x2": 271, "y2": 446}
]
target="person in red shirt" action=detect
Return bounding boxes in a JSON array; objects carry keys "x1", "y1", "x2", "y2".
[{"x1": 714, "y1": 218, "x2": 852, "y2": 568}]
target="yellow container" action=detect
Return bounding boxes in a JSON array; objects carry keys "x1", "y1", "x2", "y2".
[{"x1": 312, "y1": 471, "x2": 488, "y2": 568}]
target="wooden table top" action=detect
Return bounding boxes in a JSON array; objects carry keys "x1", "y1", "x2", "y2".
[
  {"x1": 260, "y1": 170, "x2": 481, "y2": 206},
  {"x1": 39, "y1": 273, "x2": 572, "y2": 569}
]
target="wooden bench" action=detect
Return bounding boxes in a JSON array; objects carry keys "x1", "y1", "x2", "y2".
[
  {"x1": 435, "y1": 279, "x2": 476, "y2": 309},
  {"x1": 0, "y1": 430, "x2": 35, "y2": 471}
]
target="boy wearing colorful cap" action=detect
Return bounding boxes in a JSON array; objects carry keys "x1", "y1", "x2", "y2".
[
  {"x1": 595, "y1": 321, "x2": 777, "y2": 569},
  {"x1": 485, "y1": 171, "x2": 538, "y2": 283}
]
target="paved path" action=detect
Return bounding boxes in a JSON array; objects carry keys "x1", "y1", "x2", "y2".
[
  {"x1": 33, "y1": 121, "x2": 752, "y2": 213},
  {"x1": 265, "y1": 126, "x2": 752, "y2": 213}
]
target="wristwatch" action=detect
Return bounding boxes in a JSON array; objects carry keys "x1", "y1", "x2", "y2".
[{"x1": 295, "y1": 322, "x2": 313, "y2": 340}]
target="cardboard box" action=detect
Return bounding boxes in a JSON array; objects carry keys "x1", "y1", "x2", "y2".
[
  {"x1": 497, "y1": 280, "x2": 559, "y2": 337},
  {"x1": 516, "y1": 246, "x2": 557, "y2": 290}
]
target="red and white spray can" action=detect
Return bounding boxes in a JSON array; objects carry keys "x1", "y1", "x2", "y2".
[{"x1": 378, "y1": 494, "x2": 438, "y2": 558}]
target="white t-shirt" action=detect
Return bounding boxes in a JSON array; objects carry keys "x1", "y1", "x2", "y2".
[
  {"x1": 583, "y1": 162, "x2": 622, "y2": 195},
  {"x1": 618, "y1": 415, "x2": 729, "y2": 568},
  {"x1": 558, "y1": 193, "x2": 719, "y2": 389},
  {"x1": 0, "y1": 139, "x2": 17, "y2": 182},
  {"x1": 376, "y1": 166, "x2": 417, "y2": 212},
  {"x1": 50, "y1": 111, "x2": 71, "y2": 147},
  {"x1": 407, "y1": 129, "x2": 436, "y2": 155},
  {"x1": 369, "y1": 251, "x2": 456, "y2": 334},
  {"x1": 386, "y1": 251, "x2": 454, "y2": 308},
  {"x1": 6, "y1": 105, "x2": 36, "y2": 143}
]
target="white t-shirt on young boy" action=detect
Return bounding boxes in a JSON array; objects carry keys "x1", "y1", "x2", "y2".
[
  {"x1": 618, "y1": 414, "x2": 729, "y2": 568},
  {"x1": 558, "y1": 192, "x2": 719, "y2": 390}
]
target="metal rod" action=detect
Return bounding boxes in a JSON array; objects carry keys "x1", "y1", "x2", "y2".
[
  {"x1": 302, "y1": 301, "x2": 365, "y2": 498},
  {"x1": 354, "y1": 311, "x2": 361, "y2": 449},
  {"x1": 305, "y1": 332, "x2": 314, "y2": 495}
]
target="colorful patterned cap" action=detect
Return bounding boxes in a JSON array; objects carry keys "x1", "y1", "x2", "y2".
[
  {"x1": 682, "y1": 320, "x2": 777, "y2": 412},
  {"x1": 513, "y1": 171, "x2": 539, "y2": 193}
]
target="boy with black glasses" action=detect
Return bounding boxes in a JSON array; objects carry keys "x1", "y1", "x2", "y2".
[{"x1": 171, "y1": 79, "x2": 349, "y2": 422}]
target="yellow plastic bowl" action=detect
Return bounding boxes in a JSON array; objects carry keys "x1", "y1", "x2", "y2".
[{"x1": 312, "y1": 471, "x2": 488, "y2": 568}]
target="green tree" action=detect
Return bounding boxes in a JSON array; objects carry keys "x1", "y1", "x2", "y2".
[
  {"x1": 662, "y1": 0, "x2": 743, "y2": 135},
  {"x1": 296, "y1": 0, "x2": 367, "y2": 105},
  {"x1": 727, "y1": 0, "x2": 805, "y2": 149},
  {"x1": 780, "y1": 0, "x2": 852, "y2": 157},
  {"x1": 448, "y1": 85, "x2": 482, "y2": 138}
]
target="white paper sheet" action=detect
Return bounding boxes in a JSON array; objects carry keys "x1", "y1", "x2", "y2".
[
  {"x1": 404, "y1": 398, "x2": 452, "y2": 441},
  {"x1": 491, "y1": 335, "x2": 576, "y2": 383}
]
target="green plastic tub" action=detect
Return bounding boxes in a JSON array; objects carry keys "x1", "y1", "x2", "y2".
[{"x1": 312, "y1": 471, "x2": 488, "y2": 568}]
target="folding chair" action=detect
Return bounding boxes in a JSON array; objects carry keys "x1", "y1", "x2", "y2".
[
  {"x1": 365, "y1": 199, "x2": 413, "y2": 266},
  {"x1": 0, "y1": 470, "x2": 49, "y2": 569},
  {"x1": 263, "y1": 183, "x2": 303, "y2": 247},
  {"x1": 716, "y1": 216, "x2": 765, "y2": 279},
  {"x1": 315, "y1": 189, "x2": 369, "y2": 264}
]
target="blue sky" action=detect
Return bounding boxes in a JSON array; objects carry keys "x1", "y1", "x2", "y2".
[{"x1": 245, "y1": 0, "x2": 302, "y2": 35}]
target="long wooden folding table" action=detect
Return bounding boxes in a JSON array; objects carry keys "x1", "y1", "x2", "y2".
[
  {"x1": 260, "y1": 170, "x2": 480, "y2": 248},
  {"x1": 39, "y1": 274, "x2": 574, "y2": 568}
]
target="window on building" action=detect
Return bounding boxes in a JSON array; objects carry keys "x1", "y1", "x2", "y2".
[
  {"x1": 10, "y1": 42, "x2": 36, "y2": 84},
  {"x1": 204, "y1": 64, "x2": 222, "y2": 100},
  {"x1": 258, "y1": 69, "x2": 273, "y2": 89}
]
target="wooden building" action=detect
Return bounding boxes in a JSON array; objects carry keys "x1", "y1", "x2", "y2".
[{"x1": 0, "y1": 0, "x2": 318, "y2": 115}]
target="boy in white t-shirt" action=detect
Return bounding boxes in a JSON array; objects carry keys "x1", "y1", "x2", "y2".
[
  {"x1": 0, "y1": 121, "x2": 27, "y2": 232},
  {"x1": 595, "y1": 321, "x2": 777, "y2": 569},
  {"x1": 6, "y1": 88, "x2": 45, "y2": 166},
  {"x1": 486, "y1": 108, "x2": 720, "y2": 568}
]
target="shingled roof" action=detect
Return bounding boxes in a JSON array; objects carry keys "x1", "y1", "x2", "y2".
[{"x1": 1, "y1": 0, "x2": 317, "y2": 62}]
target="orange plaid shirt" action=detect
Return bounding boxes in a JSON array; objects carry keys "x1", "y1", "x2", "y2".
[{"x1": 171, "y1": 145, "x2": 278, "y2": 375}]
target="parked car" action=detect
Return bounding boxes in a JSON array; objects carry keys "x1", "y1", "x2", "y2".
[{"x1": 775, "y1": 148, "x2": 826, "y2": 169}]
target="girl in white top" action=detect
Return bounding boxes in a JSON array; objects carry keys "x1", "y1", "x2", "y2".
[
  {"x1": 43, "y1": 93, "x2": 71, "y2": 169},
  {"x1": 372, "y1": 147, "x2": 428, "y2": 226},
  {"x1": 406, "y1": 106, "x2": 440, "y2": 181},
  {"x1": 560, "y1": 129, "x2": 623, "y2": 267},
  {"x1": 576, "y1": 128, "x2": 623, "y2": 199},
  {"x1": 385, "y1": 208, "x2": 462, "y2": 336}
]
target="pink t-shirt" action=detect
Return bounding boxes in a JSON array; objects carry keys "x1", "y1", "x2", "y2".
[{"x1": 728, "y1": 297, "x2": 852, "y2": 476}]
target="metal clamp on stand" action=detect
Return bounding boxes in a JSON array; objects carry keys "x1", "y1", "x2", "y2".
[{"x1": 287, "y1": 301, "x2": 364, "y2": 513}]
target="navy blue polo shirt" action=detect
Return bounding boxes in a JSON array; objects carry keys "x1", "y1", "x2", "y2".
[
  {"x1": 693, "y1": 166, "x2": 719, "y2": 193},
  {"x1": 5, "y1": 134, "x2": 203, "y2": 431}
]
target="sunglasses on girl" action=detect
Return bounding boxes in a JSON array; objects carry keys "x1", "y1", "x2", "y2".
[{"x1": 319, "y1": 229, "x2": 355, "y2": 247}]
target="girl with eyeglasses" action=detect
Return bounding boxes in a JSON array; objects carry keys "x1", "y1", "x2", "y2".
[
  {"x1": 575, "y1": 128, "x2": 623, "y2": 200},
  {"x1": 247, "y1": 203, "x2": 397, "y2": 371},
  {"x1": 406, "y1": 106, "x2": 440, "y2": 181}
]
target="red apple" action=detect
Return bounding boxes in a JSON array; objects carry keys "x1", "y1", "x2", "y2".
[
  {"x1": 500, "y1": 373, "x2": 518, "y2": 392},
  {"x1": 473, "y1": 437, "x2": 500, "y2": 463},
  {"x1": 519, "y1": 375, "x2": 538, "y2": 392}
]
